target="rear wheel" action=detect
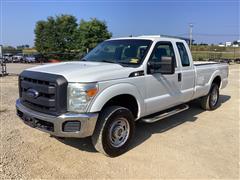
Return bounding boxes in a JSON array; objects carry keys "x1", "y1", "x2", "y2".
[
  {"x1": 200, "y1": 83, "x2": 220, "y2": 110},
  {"x1": 91, "y1": 106, "x2": 135, "y2": 157}
]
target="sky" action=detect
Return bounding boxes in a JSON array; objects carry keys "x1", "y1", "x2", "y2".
[{"x1": 0, "y1": 0, "x2": 239, "y2": 47}]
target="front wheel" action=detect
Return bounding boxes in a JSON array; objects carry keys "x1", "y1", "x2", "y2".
[
  {"x1": 200, "y1": 83, "x2": 220, "y2": 110},
  {"x1": 91, "y1": 106, "x2": 135, "y2": 157}
]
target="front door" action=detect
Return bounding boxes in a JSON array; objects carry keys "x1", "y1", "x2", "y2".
[{"x1": 145, "y1": 41, "x2": 182, "y2": 115}]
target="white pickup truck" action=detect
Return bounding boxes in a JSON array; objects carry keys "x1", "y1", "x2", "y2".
[{"x1": 16, "y1": 35, "x2": 228, "y2": 157}]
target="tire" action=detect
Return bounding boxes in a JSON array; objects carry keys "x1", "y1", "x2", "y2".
[
  {"x1": 200, "y1": 83, "x2": 220, "y2": 110},
  {"x1": 91, "y1": 106, "x2": 135, "y2": 157}
]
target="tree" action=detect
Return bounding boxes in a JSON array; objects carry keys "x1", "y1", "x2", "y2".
[
  {"x1": 35, "y1": 19, "x2": 53, "y2": 53},
  {"x1": 76, "y1": 18, "x2": 112, "y2": 53},
  {"x1": 16, "y1": 45, "x2": 30, "y2": 50},
  {"x1": 34, "y1": 15, "x2": 78, "y2": 53},
  {"x1": 233, "y1": 40, "x2": 238, "y2": 45},
  {"x1": 34, "y1": 15, "x2": 112, "y2": 60},
  {"x1": 55, "y1": 15, "x2": 78, "y2": 52},
  {"x1": 2, "y1": 46, "x2": 21, "y2": 54}
]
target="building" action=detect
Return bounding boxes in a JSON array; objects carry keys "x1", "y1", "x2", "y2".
[
  {"x1": 225, "y1": 42, "x2": 232, "y2": 47},
  {"x1": 232, "y1": 44, "x2": 239, "y2": 47},
  {"x1": 218, "y1": 44, "x2": 225, "y2": 47}
]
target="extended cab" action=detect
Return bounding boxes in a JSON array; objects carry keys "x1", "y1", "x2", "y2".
[{"x1": 16, "y1": 36, "x2": 228, "y2": 157}]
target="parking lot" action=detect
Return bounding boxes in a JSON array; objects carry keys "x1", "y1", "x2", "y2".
[
  {"x1": 5, "y1": 63, "x2": 42, "y2": 75},
  {"x1": 0, "y1": 63, "x2": 239, "y2": 179}
]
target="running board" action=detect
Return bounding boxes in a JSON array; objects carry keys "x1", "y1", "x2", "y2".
[{"x1": 141, "y1": 104, "x2": 189, "y2": 123}]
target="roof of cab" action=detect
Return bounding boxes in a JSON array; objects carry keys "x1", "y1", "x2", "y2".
[{"x1": 108, "y1": 35, "x2": 188, "y2": 42}]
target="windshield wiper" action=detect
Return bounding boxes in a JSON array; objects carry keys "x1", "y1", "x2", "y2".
[
  {"x1": 81, "y1": 59, "x2": 118, "y2": 64},
  {"x1": 117, "y1": 61, "x2": 135, "y2": 65},
  {"x1": 102, "y1": 60, "x2": 136, "y2": 66},
  {"x1": 101, "y1": 60, "x2": 116, "y2": 63},
  {"x1": 101, "y1": 60, "x2": 126, "y2": 67}
]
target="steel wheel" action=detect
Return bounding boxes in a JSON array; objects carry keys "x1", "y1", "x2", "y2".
[
  {"x1": 210, "y1": 86, "x2": 218, "y2": 106},
  {"x1": 200, "y1": 83, "x2": 220, "y2": 110},
  {"x1": 109, "y1": 117, "x2": 130, "y2": 148},
  {"x1": 92, "y1": 106, "x2": 135, "y2": 157}
]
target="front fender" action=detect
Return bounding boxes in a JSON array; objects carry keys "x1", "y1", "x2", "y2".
[{"x1": 88, "y1": 83, "x2": 144, "y2": 119}]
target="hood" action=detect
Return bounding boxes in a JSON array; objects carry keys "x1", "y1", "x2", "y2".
[{"x1": 26, "y1": 61, "x2": 136, "y2": 82}]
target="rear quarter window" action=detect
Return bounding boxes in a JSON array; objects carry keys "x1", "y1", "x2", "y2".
[{"x1": 176, "y1": 42, "x2": 190, "y2": 67}]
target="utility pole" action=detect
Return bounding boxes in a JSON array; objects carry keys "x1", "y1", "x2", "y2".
[
  {"x1": 189, "y1": 23, "x2": 193, "y2": 50},
  {"x1": 0, "y1": 45, "x2": 2, "y2": 58},
  {"x1": 234, "y1": 46, "x2": 236, "y2": 60}
]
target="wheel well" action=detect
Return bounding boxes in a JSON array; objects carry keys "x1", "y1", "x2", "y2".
[
  {"x1": 102, "y1": 94, "x2": 138, "y2": 118},
  {"x1": 212, "y1": 76, "x2": 221, "y2": 87}
]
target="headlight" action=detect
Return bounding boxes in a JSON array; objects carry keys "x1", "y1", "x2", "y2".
[{"x1": 67, "y1": 83, "x2": 98, "y2": 113}]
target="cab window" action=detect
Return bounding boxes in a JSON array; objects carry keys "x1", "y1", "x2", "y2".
[
  {"x1": 176, "y1": 42, "x2": 190, "y2": 67},
  {"x1": 148, "y1": 41, "x2": 176, "y2": 67},
  {"x1": 149, "y1": 42, "x2": 175, "y2": 63}
]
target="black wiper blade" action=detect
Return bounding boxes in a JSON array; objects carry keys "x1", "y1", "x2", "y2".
[
  {"x1": 101, "y1": 60, "x2": 125, "y2": 66},
  {"x1": 101, "y1": 60, "x2": 116, "y2": 63},
  {"x1": 117, "y1": 61, "x2": 134, "y2": 65}
]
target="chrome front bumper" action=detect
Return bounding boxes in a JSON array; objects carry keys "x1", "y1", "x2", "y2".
[{"x1": 16, "y1": 99, "x2": 98, "y2": 138}]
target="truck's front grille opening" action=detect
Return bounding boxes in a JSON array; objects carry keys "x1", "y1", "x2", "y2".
[
  {"x1": 22, "y1": 77, "x2": 50, "y2": 85},
  {"x1": 23, "y1": 100, "x2": 56, "y2": 111},
  {"x1": 16, "y1": 109, "x2": 54, "y2": 132},
  {"x1": 35, "y1": 118, "x2": 54, "y2": 132},
  {"x1": 20, "y1": 77, "x2": 56, "y2": 114},
  {"x1": 19, "y1": 71, "x2": 67, "y2": 115}
]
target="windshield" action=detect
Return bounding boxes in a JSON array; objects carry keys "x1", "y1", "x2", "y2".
[{"x1": 82, "y1": 39, "x2": 152, "y2": 66}]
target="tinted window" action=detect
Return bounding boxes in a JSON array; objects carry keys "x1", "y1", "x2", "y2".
[
  {"x1": 176, "y1": 42, "x2": 190, "y2": 66},
  {"x1": 149, "y1": 42, "x2": 175, "y2": 63}
]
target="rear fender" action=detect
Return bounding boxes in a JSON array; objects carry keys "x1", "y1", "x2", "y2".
[{"x1": 206, "y1": 70, "x2": 221, "y2": 93}]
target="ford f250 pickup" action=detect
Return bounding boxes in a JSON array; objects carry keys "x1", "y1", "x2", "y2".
[{"x1": 16, "y1": 35, "x2": 228, "y2": 157}]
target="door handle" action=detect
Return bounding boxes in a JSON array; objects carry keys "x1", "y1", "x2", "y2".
[{"x1": 178, "y1": 73, "x2": 182, "y2": 82}]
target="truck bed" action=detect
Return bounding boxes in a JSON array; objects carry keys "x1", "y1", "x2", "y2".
[
  {"x1": 192, "y1": 61, "x2": 228, "y2": 99},
  {"x1": 193, "y1": 61, "x2": 220, "y2": 66}
]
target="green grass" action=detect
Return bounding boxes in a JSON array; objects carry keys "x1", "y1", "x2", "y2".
[
  {"x1": 191, "y1": 45, "x2": 240, "y2": 61},
  {"x1": 191, "y1": 51, "x2": 240, "y2": 61}
]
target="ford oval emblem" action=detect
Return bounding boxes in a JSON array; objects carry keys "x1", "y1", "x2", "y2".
[{"x1": 26, "y1": 88, "x2": 39, "y2": 99}]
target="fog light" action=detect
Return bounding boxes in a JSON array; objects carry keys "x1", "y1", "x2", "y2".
[{"x1": 63, "y1": 121, "x2": 81, "y2": 132}]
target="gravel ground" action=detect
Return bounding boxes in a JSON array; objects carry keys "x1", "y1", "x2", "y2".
[
  {"x1": 5, "y1": 63, "x2": 43, "y2": 75},
  {"x1": 0, "y1": 64, "x2": 239, "y2": 179}
]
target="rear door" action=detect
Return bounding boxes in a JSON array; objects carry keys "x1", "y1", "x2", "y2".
[{"x1": 176, "y1": 42, "x2": 195, "y2": 102}]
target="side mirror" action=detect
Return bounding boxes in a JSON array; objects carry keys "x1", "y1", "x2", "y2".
[{"x1": 148, "y1": 56, "x2": 175, "y2": 74}]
